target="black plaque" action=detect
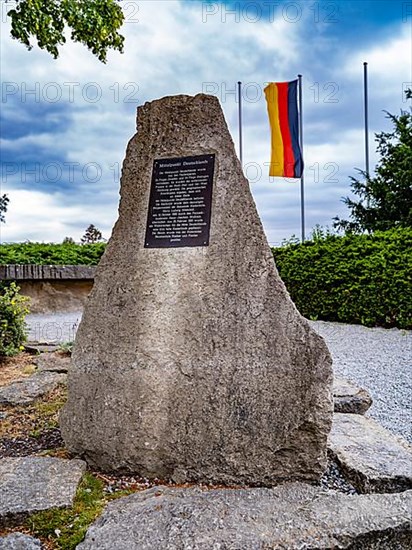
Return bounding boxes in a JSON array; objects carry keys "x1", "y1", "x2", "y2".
[{"x1": 144, "y1": 154, "x2": 215, "y2": 248}]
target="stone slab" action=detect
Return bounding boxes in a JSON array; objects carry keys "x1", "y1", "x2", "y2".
[
  {"x1": 77, "y1": 483, "x2": 412, "y2": 550},
  {"x1": 333, "y1": 377, "x2": 372, "y2": 414},
  {"x1": 329, "y1": 413, "x2": 412, "y2": 493},
  {"x1": 0, "y1": 533, "x2": 42, "y2": 549},
  {"x1": 61, "y1": 94, "x2": 333, "y2": 485},
  {"x1": 24, "y1": 343, "x2": 59, "y2": 354},
  {"x1": 33, "y1": 352, "x2": 71, "y2": 374},
  {"x1": 0, "y1": 457, "x2": 86, "y2": 526},
  {"x1": 0, "y1": 372, "x2": 66, "y2": 406}
]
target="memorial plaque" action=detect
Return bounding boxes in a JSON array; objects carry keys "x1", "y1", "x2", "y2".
[{"x1": 144, "y1": 154, "x2": 215, "y2": 248}]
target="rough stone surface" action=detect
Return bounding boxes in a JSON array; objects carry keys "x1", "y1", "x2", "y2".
[
  {"x1": 329, "y1": 413, "x2": 412, "y2": 493},
  {"x1": 0, "y1": 533, "x2": 43, "y2": 549},
  {"x1": 0, "y1": 457, "x2": 86, "y2": 526},
  {"x1": 60, "y1": 94, "x2": 333, "y2": 485},
  {"x1": 333, "y1": 377, "x2": 372, "y2": 414},
  {"x1": 0, "y1": 372, "x2": 66, "y2": 406},
  {"x1": 34, "y1": 352, "x2": 71, "y2": 374},
  {"x1": 77, "y1": 484, "x2": 412, "y2": 550}
]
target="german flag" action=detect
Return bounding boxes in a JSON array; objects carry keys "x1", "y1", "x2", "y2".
[{"x1": 264, "y1": 80, "x2": 303, "y2": 178}]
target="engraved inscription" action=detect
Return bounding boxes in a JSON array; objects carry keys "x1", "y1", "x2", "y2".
[{"x1": 145, "y1": 154, "x2": 215, "y2": 248}]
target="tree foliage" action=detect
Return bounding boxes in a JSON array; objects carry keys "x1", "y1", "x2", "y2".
[
  {"x1": 8, "y1": 0, "x2": 125, "y2": 62},
  {"x1": 0, "y1": 195, "x2": 9, "y2": 224},
  {"x1": 62, "y1": 236, "x2": 75, "y2": 244},
  {"x1": 334, "y1": 92, "x2": 412, "y2": 233},
  {"x1": 81, "y1": 224, "x2": 103, "y2": 244}
]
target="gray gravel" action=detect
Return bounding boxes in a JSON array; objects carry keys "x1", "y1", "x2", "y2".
[
  {"x1": 25, "y1": 314, "x2": 411, "y2": 444},
  {"x1": 310, "y1": 321, "x2": 412, "y2": 444},
  {"x1": 26, "y1": 312, "x2": 82, "y2": 344}
]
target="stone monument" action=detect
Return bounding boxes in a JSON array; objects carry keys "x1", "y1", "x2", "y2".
[{"x1": 60, "y1": 94, "x2": 333, "y2": 485}]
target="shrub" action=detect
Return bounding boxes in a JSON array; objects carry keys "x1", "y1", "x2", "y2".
[
  {"x1": 58, "y1": 341, "x2": 74, "y2": 355},
  {"x1": 0, "y1": 242, "x2": 106, "y2": 265},
  {"x1": 273, "y1": 227, "x2": 412, "y2": 329},
  {"x1": 0, "y1": 282, "x2": 30, "y2": 357}
]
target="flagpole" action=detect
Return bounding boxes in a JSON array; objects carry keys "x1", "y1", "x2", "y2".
[
  {"x1": 237, "y1": 81, "x2": 243, "y2": 166},
  {"x1": 298, "y1": 74, "x2": 305, "y2": 243},
  {"x1": 363, "y1": 62, "x2": 370, "y2": 177}
]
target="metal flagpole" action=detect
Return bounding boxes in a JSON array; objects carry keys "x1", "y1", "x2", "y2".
[
  {"x1": 363, "y1": 62, "x2": 370, "y2": 177},
  {"x1": 237, "y1": 81, "x2": 243, "y2": 166},
  {"x1": 298, "y1": 74, "x2": 305, "y2": 243}
]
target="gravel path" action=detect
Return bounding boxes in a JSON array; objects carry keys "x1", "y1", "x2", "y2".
[
  {"x1": 26, "y1": 312, "x2": 82, "y2": 344},
  {"x1": 25, "y1": 313, "x2": 411, "y2": 443},
  {"x1": 310, "y1": 321, "x2": 411, "y2": 444}
]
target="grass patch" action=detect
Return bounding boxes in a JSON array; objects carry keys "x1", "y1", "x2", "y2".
[
  {"x1": 0, "y1": 386, "x2": 67, "y2": 440},
  {"x1": 27, "y1": 473, "x2": 106, "y2": 550},
  {"x1": 0, "y1": 473, "x2": 138, "y2": 549}
]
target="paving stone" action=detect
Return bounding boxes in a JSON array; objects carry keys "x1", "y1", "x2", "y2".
[
  {"x1": 33, "y1": 352, "x2": 70, "y2": 374},
  {"x1": 24, "y1": 344, "x2": 59, "y2": 355},
  {"x1": 77, "y1": 483, "x2": 412, "y2": 549},
  {"x1": 0, "y1": 457, "x2": 86, "y2": 526},
  {"x1": 333, "y1": 377, "x2": 372, "y2": 414},
  {"x1": 329, "y1": 413, "x2": 412, "y2": 493},
  {"x1": 0, "y1": 372, "x2": 66, "y2": 406},
  {"x1": 0, "y1": 533, "x2": 42, "y2": 549}
]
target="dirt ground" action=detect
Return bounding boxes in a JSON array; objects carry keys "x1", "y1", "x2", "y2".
[{"x1": 0, "y1": 353, "x2": 37, "y2": 387}]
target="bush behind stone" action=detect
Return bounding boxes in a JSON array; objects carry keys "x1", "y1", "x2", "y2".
[
  {"x1": 0, "y1": 282, "x2": 30, "y2": 357},
  {"x1": 273, "y1": 227, "x2": 412, "y2": 329}
]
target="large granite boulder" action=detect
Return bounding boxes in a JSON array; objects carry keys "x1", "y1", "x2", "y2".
[{"x1": 60, "y1": 94, "x2": 333, "y2": 485}]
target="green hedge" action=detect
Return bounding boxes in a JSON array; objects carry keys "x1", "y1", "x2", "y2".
[
  {"x1": 273, "y1": 228, "x2": 412, "y2": 329},
  {"x1": 1, "y1": 230, "x2": 411, "y2": 329},
  {"x1": 0, "y1": 242, "x2": 106, "y2": 266}
]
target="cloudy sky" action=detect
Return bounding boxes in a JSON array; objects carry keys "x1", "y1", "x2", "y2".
[{"x1": 0, "y1": 0, "x2": 411, "y2": 245}]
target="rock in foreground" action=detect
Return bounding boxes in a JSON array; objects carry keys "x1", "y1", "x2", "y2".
[
  {"x1": 61, "y1": 94, "x2": 333, "y2": 485},
  {"x1": 34, "y1": 352, "x2": 71, "y2": 374},
  {"x1": 329, "y1": 413, "x2": 412, "y2": 493},
  {"x1": 0, "y1": 457, "x2": 86, "y2": 526},
  {"x1": 333, "y1": 377, "x2": 372, "y2": 414},
  {"x1": 0, "y1": 533, "x2": 43, "y2": 549},
  {"x1": 77, "y1": 483, "x2": 412, "y2": 550},
  {"x1": 0, "y1": 372, "x2": 66, "y2": 406}
]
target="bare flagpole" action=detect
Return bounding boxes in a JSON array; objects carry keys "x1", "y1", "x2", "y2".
[
  {"x1": 363, "y1": 62, "x2": 370, "y2": 177},
  {"x1": 298, "y1": 74, "x2": 305, "y2": 242},
  {"x1": 237, "y1": 81, "x2": 243, "y2": 166}
]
